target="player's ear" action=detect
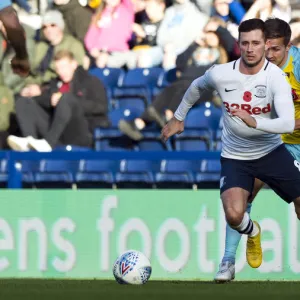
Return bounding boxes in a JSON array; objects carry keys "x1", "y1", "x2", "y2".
[{"x1": 286, "y1": 42, "x2": 292, "y2": 52}]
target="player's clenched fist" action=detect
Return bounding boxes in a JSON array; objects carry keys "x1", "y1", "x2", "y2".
[
  {"x1": 161, "y1": 117, "x2": 184, "y2": 141},
  {"x1": 231, "y1": 109, "x2": 257, "y2": 128}
]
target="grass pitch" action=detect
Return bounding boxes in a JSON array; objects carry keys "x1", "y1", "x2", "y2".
[{"x1": 0, "y1": 279, "x2": 299, "y2": 300}]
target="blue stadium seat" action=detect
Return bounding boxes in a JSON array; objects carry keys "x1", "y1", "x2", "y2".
[
  {"x1": 136, "y1": 136, "x2": 172, "y2": 151},
  {"x1": 111, "y1": 95, "x2": 147, "y2": 111},
  {"x1": 109, "y1": 107, "x2": 143, "y2": 127},
  {"x1": 174, "y1": 137, "x2": 209, "y2": 151},
  {"x1": 76, "y1": 159, "x2": 118, "y2": 188},
  {"x1": 195, "y1": 159, "x2": 221, "y2": 188},
  {"x1": 155, "y1": 160, "x2": 198, "y2": 188},
  {"x1": 120, "y1": 68, "x2": 163, "y2": 87},
  {"x1": 113, "y1": 86, "x2": 152, "y2": 106},
  {"x1": 0, "y1": 160, "x2": 7, "y2": 187},
  {"x1": 20, "y1": 160, "x2": 40, "y2": 187},
  {"x1": 116, "y1": 68, "x2": 164, "y2": 104},
  {"x1": 89, "y1": 67, "x2": 124, "y2": 88},
  {"x1": 35, "y1": 160, "x2": 79, "y2": 188},
  {"x1": 157, "y1": 68, "x2": 177, "y2": 87},
  {"x1": 115, "y1": 159, "x2": 159, "y2": 188},
  {"x1": 94, "y1": 107, "x2": 143, "y2": 151},
  {"x1": 184, "y1": 104, "x2": 221, "y2": 142},
  {"x1": 95, "y1": 137, "x2": 135, "y2": 151}
]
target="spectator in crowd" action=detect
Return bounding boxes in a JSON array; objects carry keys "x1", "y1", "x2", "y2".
[
  {"x1": 290, "y1": 17, "x2": 300, "y2": 45},
  {"x1": 130, "y1": 0, "x2": 166, "y2": 68},
  {"x1": 84, "y1": 0, "x2": 135, "y2": 68},
  {"x1": 13, "y1": 0, "x2": 35, "y2": 13},
  {"x1": 212, "y1": 0, "x2": 245, "y2": 24},
  {"x1": 53, "y1": 0, "x2": 93, "y2": 43},
  {"x1": 18, "y1": 10, "x2": 86, "y2": 101},
  {"x1": 0, "y1": 22, "x2": 36, "y2": 149},
  {"x1": 195, "y1": 0, "x2": 213, "y2": 16},
  {"x1": 211, "y1": 0, "x2": 246, "y2": 39},
  {"x1": 156, "y1": 0, "x2": 209, "y2": 69},
  {"x1": 118, "y1": 19, "x2": 237, "y2": 140},
  {"x1": 7, "y1": 50, "x2": 109, "y2": 152},
  {"x1": 243, "y1": 0, "x2": 291, "y2": 23},
  {"x1": 0, "y1": 22, "x2": 36, "y2": 95}
]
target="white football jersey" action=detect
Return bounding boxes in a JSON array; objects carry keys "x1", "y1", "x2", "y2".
[{"x1": 175, "y1": 58, "x2": 294, "y2": 160}]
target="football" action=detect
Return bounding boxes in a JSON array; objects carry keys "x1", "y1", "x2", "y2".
[{"x1": 112, "y1": 250, "x2": 152, "y2": 285}]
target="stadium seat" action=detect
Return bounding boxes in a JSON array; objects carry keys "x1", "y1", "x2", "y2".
[
  {"x1": 0, "y1": 160, "x2": 7, "y2": 187},
  {"x1": 76, "y1": 159, "x2": 118, "y2": 188},
  {"x1": 34, "y1": 160, "x2": 79, "y2": 188},
  {"x1": 95, "y1": 137, "x2": 135, "y2": 151},
  {"x1": 20, "y1": 160, "x2": 40, "y2": 187},
  {"x1": 111, "y1": 95, "x2": 147, "y2": 111},
  {"x1": 155, "y1": 160, "x2": 199, "y2": 189},
  {"x1": 109, "y1": 107, "x2": 143, "y2": 127},
  {"x1": 195, "y1": 159, "x2": 221, "y2": 188},
  {"x1": 184, "y1": 104, "x2": 221, "y2": 142},
  {"x1": 120, "y1": 68, "x2": 163, "y2": 88},
  {"x1": 94, "y1": 107, "x2": 143, "y2": 151},
  {"x1": 89, "y1": 67, "x2": 124, "y2": 88},
  {"x1": 115, "y1": 159, "x2": 159, "y2": 188},
  {"x1": 136, "y1": 135, "x2": 172, "y2": 151},
  {"x1": 174, "y1": 137, "x2": 209, "y2": 151},
  {"x1": 157, "y1": 68, "x2": 177, "y2": 87}
]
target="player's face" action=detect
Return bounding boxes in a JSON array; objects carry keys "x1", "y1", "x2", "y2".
[
  {"x1": 265, "y1": 37, "x2": 290, "y2": 68},
  {"x1": 239, "y1": 30, "x2": 265, "y2": 68}
]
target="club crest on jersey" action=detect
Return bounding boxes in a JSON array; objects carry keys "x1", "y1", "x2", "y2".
[
  {"x1": 243, "y1": 91, "x2": 252, "y2": 102},
  {"x1": 255, "y1": 85, "x2": 266, "y2": 98}
]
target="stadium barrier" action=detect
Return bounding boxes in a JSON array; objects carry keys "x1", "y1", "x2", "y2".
[{"x1": 0, "y1": 189, "x2": 298, "y2": 280}]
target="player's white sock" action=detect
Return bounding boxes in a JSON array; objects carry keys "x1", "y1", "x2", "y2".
[{"x1": 231, "y1": 212, "x2": 259, "y2": 237}]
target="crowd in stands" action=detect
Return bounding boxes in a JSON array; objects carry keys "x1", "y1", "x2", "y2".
[{"x1": 0, "y1": 0, "x2": 300, "y2": 152}]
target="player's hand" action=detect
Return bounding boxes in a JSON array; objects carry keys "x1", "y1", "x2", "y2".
[
  {"x1": 161, "y1": 117, "x2": 184, "y2": 142},
  {"x1": 231, "y1": 109, "x2": 257, "y2": 128},
  {"x1": 10, "y1": 56, "x2": 31, "y2": 77}
]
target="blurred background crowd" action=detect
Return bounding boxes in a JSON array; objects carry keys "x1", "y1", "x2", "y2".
[{"x1": 1, "y1": 0, "x2": 300, "y2": 153}]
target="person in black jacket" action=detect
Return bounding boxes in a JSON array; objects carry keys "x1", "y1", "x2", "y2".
[{"x1": 7, "y1": 50, "x2": 109, "y2": 151}]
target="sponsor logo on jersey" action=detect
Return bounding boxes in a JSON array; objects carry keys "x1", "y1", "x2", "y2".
[
  {"x1": 225, "y1": 88, "x2": 237, "y2": 92},
  {"x1": 223, "y1": 102, "x2": 271, "y2": 115},
  {"x1": 255, "y1": 85, "x2": 267, "y2": 98}
]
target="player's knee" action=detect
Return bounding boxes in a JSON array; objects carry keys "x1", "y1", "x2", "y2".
[{"x1": 225, "y1": 207, "x2": 244, "y2": 227}]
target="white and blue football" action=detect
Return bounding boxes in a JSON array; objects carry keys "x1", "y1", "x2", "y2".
[{"x1": 112, "y1": 250, "x2": 152, "y2": 285}]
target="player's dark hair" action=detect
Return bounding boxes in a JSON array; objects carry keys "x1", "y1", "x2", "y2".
[
  {"x1": 238, "y1": 18, "x2": 265, "y2": 41},
  {"x1": 265, "y1": 18, "x2": 291, "y2": 46}
]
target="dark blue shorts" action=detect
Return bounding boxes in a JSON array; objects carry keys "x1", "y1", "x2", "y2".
[{"x1": 220, "y1": 144, "x2": 300, "y2": 203}]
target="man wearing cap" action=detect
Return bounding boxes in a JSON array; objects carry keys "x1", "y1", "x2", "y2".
[{"x1": 18, "y1": 10, "x2": 86, "y2": 101}]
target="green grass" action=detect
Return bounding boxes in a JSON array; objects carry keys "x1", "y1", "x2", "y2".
[{"x1": 0, "y1": 280, "x2": 300, "y2": 300}]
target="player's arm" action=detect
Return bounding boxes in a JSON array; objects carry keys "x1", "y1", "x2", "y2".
[
  {"x1": 255, "y1": 72, "x2": 294, "y2": 134},
  {"x1": 0, "y1": 4, "x2": 30, "y2": 76},
  {"x1": 291, "y1": 47, "x2": 300, "y2": 130},
  {"x1": 161, "y1": 69, "x2": 215, "y2": 141}
]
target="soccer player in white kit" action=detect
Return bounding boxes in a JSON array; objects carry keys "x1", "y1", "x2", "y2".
[{"x1": 162, "y1": 18, "x2": 300, "y2": 273}]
